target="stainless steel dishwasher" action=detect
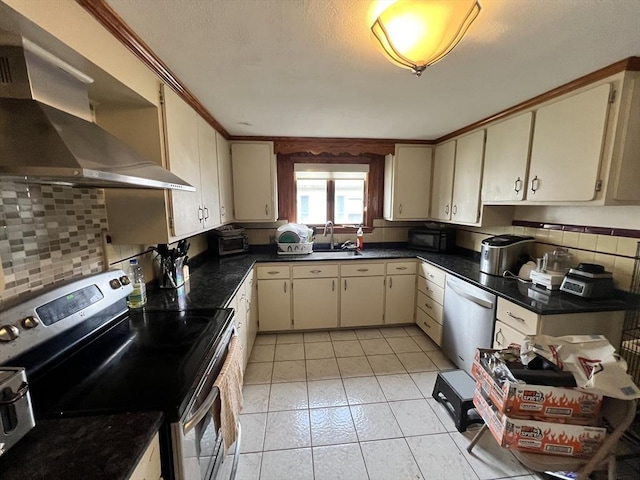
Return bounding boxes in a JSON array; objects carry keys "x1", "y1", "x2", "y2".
[{"x1": 442, "y1": 275, "x2": 497, "y2": 373}]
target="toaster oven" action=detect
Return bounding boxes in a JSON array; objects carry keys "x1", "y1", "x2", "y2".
[{"x1": 213, "y1": 233, "x2": 249, "y2": 256}]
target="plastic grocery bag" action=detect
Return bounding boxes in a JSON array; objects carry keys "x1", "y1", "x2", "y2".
[{"x1": 521, "y1": 334, "x2": 640, "y2": 399}]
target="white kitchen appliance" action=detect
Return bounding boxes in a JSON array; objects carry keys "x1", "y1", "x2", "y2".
[
  {"x1": 560, "y1": 263, "x2": 615, "y2": 298},
  {"x1": 530, "y1": 248, "x2": 574, "y2": 290}
]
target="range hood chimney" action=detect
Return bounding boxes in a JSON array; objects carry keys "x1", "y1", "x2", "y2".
[{"x1": 0, "y1": 38, "x2": 195, "y2": 191}]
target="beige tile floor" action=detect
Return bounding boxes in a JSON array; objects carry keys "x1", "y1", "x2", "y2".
[{"x1": 219, "y1": 326, "x2": 542, "y2": 480}]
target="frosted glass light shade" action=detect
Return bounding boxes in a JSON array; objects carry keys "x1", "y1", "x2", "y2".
[{"x1": 371, "y1": 0, "x2": 481, "y2": 76}]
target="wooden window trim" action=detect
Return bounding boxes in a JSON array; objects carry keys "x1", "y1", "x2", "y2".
[{"x1": 277, "y1": 153, "x2": 384, "y2": 232}]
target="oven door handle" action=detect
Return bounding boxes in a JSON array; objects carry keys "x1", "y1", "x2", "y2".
[{"x1": 183, "y1": 386, "x2": 219, "y2": 435}]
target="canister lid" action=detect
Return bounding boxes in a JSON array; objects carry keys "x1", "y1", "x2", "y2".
[{"x1": 481, "y1": 235, "x2": 534, "y2": 247}]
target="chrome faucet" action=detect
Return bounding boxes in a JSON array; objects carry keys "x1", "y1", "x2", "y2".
[{"x1": 323, "y1": 220, "x2": 335, "y2": 249}]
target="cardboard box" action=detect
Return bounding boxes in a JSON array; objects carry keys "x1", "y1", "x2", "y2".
[
  {"x1": 472, "y1": 349, "x2": 602, "y2": 422},
  {"x1": 474, "y1": 388, "x2": 606, "y2": 458}
]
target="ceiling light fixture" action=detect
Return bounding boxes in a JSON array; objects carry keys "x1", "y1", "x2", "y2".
[{"x1": 371, "y1": 0, "x2": 482, "y2": 77}]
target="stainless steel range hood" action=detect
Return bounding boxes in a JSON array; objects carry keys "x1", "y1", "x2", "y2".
[{"x1": 0, "y1": 39, "x2": 195, "y2": 191}]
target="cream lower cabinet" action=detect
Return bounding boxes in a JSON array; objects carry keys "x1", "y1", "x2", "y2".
[
  {"x1": 256, "y1": 266, "x2": 291, "y2": 332},
  {"x1": 229, "y1": 269, "x2": 256, "y2": 371},
  {"x1": 129, "y1": 433, "x2": 162, "y2": 480},
  {"x1": 292, "y1": 264, "x2": 339, "y2": 330},
  {"x1": 340, "y1": 263, "x2": 385, "y2": 327},
  {"x1": 493, "y1": 297, "x2": 625, "y2": 350},
  {"x1": 384, "y1": 261, "x2": 417, "y2": 324},
  {"x1": 415, "y1": 262, "x2": 447, "y2": 345}
]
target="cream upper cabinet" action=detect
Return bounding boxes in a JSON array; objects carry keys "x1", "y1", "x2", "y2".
[
  {"x1": 528, "y1": 83, "x2": 611, "y2": 201},
  {"x1": 161, "y1": 85, "x2": 201, "y2": 237},
  {"x1": 216, "y1": 132, "x2": 234, "y2": 224},
  {"x1": 231, "y1": 141, "x2": 278, "y2": 221},
  {"x1": 451, "y1": 130, "x2": 485, "y2": 224},
  {"x1": 482, "y1": 112, "x2": 533, "y2": 202},
  {"x1": 197, "y1": 116, "x2": 222, "y2": 228},
  {"x1": 163, "y1": 85, "x2": 223, "y2": 236},
  {"x1": 384, "y1": 145, "x2": 433, "y2": 220},
  {"x1": 430, "y1": 140, "x2": 456, "y2": 220}
]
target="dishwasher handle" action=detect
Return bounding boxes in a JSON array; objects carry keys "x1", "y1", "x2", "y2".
[{"x1": 446, "y1": 280, "x2": 494, "y2": 309}]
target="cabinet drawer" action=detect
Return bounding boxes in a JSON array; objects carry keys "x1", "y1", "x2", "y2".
[
  {"x1": 493, "y1": 320, "x2": 528, "y2": 349},
  {"x1": 386, "y1": 261, "x2": 417, "y2": 275},
  {"x1": 340, "y1": 263, "x2": 385, "y2": 277},
  {"x1": 416, "y1": 308, "x2": 442, "y2": 346},
  {"x1": 418, "y1": 262, "x2": 446, "y2": 288},
  {"x1": 416, "y1": 291, "x2": 443, "y2": 324},
  {"x1": 257, "y1": 266, "x2": 290, "y2": 279},
  {"x1": 496, "y1": 298, "x2": 538, "y2": 335},
  {"x1": 416, "y1": 276, "x2": 445, "y2": 305},
  {"x1": 293, "y1": 264, "x2": 339, "y2": 278}
]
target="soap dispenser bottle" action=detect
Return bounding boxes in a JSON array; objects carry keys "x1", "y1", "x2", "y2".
[{"x1": 356, "y1": 225, "x2": 364, "y2": 250}]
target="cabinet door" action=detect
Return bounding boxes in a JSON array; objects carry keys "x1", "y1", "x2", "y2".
[
  {"x1": 197, "y1": 116, "x2": 222, "y2": 229},
  {"x1": 216, "y1": 132, "x2": 234, "y2": 223},
  {"x1": 528, "y1": 83, "x2": 611, "y2": 201},
  {"x1": 257, "y1": 279, "x2": 291, "y2": 332},
  {"x1": 384, "y1": 274, "x2": 416, "y2": 324},
  {"x1": 246, "y1": 274, "x2": 258, "y2": 351},
  {"x1": 385, "y1": 146, "x2": 432, "y2": 220},
  {"x1": 292, "y1": 278, "x2": 339, "y2": 330},
  {"x1": 482, "y1": 112, "x2": 533, "y2": 202},
  {"x1": 231, "y1": 142, "x2": 277, "y2": 221},
  {"x1": 451, "y1": 130, "x2": 484, "y2": 224},
  {"x1": 162, "y1": 86, "x2": 202, "y2": 236},
  {"x1": 430, "y1": 141, "x2": 456, "y2": 220},
  {"x1": 234, "y1": 289, "x2": 249, "y2": 371},
  {"x1": 341, "y1": 276, "x2": 384, "y2": 327}
]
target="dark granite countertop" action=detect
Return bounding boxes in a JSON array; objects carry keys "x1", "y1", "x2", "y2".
[
  {"x1": 0, "y1": 411, "x2": 164, "y2": 480},
  {"x1": 143, "y1": 247, "x2": 637, "y2": 316}
]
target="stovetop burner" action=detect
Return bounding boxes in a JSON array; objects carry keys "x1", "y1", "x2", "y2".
[{"x1": 0, "y1": 270, "x2": 233, "y2": 423}]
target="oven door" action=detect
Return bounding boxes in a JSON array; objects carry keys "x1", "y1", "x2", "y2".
[{"x1": 171, "y1": 324, "x2": 236, "y2": 480}]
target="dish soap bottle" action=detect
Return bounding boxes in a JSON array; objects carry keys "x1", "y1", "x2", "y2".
[
  {"x1": 127, "y1": 258, "x2": 147, "y2": 308},
  {"x1": 356, "y1": 225, "x2": 364, "y2": 250}
]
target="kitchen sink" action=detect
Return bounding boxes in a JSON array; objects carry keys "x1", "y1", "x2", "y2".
[{"x1": 310, "y1": 249, "x2": 362, "y2": 258}]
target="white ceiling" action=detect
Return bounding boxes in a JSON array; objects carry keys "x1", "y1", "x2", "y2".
[{"x1": 105, "y1": 0, "x2": 640, "y2": 141}]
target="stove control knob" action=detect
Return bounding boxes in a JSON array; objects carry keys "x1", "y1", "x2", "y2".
[
  {"x1": 120, "y1": 275, "x2": 131, "y2": 286},
  {"x1": 0, "y1": 325, "x2": 19, "y2": 342},
  {"x1": 109, "y1": 278, "x2": 122, "y2": 289},
  {"x1": 22, "y1": 316, "x2": 40, "y2": 329}
]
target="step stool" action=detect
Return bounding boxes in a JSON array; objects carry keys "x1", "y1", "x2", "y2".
[{"x1": 432, "y1": 369, "x2": 483, "y2": 432}]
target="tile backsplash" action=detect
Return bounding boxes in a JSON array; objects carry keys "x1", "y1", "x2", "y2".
[
  {"x1": 456, "y1": 224, "x2": 639, "y2": 292},
  {"x1": 0, "y1": 181, "x2": 107, "y2": 307}
]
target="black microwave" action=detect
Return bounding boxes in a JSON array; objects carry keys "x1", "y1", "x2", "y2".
[{"x1": 407, "y1": 227, "x2": 456, "y2": 253}]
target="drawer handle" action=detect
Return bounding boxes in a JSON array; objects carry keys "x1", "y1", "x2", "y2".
[
  {"x1": 357, "y1": 268, "x2": 369, "y2": 272},
  {"x1": 495, "y1": 328, "x2": 504, "y2": 346},
  {"x1": 507, "y1": 311, "x2": 525, "y2": 322},
  {"x1": 427, "y1": 288, "x2": 434, "y2": 293},
  {"x1": 267, "y1": 271, "x2": 280, "y2": 275},
  {"x1": 427, "y1": 273, "x2": 435, "y2": 278},
  {"x1": 310, "y1": 269, "x2": 322, "y2": 274},
  {"x1": 424, "y1": 303, "x2": 432, "y2": 310},
  {"x1": 423, "y1": 321, "x2": 431, "y2": 329},
  {"x1": 395, "y1": 266, "x2": 407, "y2": 271}
]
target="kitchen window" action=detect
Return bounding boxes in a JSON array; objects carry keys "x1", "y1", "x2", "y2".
[
  {"x1": 294, "y1": 164, "x2": 367, "y2": 225},
  {"x1": 277, "y1": 153, "x2": 385, "y2": 230}
]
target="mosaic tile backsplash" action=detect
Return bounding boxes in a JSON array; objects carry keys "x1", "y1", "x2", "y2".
[{"x1": 0, "y1": 181, "x2": 107, "y2": 307}]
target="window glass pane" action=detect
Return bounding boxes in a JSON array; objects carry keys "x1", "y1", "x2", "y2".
[
  {"x1": 296, "y1": 179, "x2": 327, "y2": 224},
  {"x1": 334, "y1": 179, "x2": 364, "y2": 224}
]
